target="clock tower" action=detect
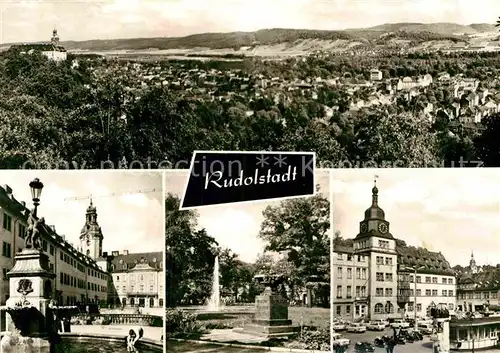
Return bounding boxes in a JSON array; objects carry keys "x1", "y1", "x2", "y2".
[
  {"x1": 353, "y1": 180, "x2": 398, "y2": 320},
  {"x1": 79, "y1": 199, "x2": 104, "y2": 260}
]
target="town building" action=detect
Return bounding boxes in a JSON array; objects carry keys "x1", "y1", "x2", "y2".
[
  {"x1": 370, "y1": 69, "x2": 383, "y2": 81},
  {"x1": 9, "y1": 28, "x2": 67, "y2": 61},
  {"x1": 332, "y1": 182, "x2": 456, "y2": 321},
  {"x1": 456, "y1": 254, "x2": 500, "y2": 312}
]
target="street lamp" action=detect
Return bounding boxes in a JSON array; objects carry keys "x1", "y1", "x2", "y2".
[
  {"x1": 29, "y1": 178, "x2": 44, "y2": 217},
  {"x1": 403, "y1": 265, "x2": 425, "y2": 330}
]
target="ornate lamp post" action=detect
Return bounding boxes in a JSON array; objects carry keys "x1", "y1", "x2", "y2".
[{"x1": 29, "y1": 178, "x2": 44, "y2": 218}]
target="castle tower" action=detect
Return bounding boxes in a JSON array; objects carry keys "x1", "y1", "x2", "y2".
[
  {"x1": 79, "y1": 199, "x2": 103, "y2": 259},
  {"x1": 51, "y1": 28, "x2": 59, "y2": 46},
  {"x1": 470, "y1": 252, "x2": 477, "y2": 274}
]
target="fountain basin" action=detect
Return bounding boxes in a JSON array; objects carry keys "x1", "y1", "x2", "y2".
[{"x1": 0, "y1": 332, "x2": 162, "y2": 353}]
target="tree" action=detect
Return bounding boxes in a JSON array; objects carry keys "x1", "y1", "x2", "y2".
[
  {"x1": 165, "y1": 193, "x2": 218, "y2": 306},
  {"x1": 258, "y1": 187, "x2": 330, "y2": 307},
  {"x1": 474, "y1": 113, "x2": 500, "y2": 166}
]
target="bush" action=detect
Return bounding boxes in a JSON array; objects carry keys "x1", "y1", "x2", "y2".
[
  {"x1": 165, "y1": 309, "x2": 204, "y2": 338},
  {"x1": 286, "y1": 326, "x2": 330, "y2": 351}
]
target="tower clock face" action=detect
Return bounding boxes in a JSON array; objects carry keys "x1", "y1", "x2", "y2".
[
  {"x1": 360, "y1": 223, "x2": 368, "y2": 233},
  {"x1": 379, "y1": 223, "x2": 388, "y2": 234}
]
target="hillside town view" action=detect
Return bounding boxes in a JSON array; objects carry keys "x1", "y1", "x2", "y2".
[{"x1": 4, "y1": 18, "x2": 500, "y2": 168}]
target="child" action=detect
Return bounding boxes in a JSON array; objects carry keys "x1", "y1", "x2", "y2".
[{"x1": 126, "y1": 329, "x2": 137, "y2": 352}]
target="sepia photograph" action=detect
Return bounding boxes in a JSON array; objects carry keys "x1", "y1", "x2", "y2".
[
  {"x1": 332, "y1": 168, "x2": 500, "y2": 353},
  {"x1": 0, "y1": 171, "x2": 164, "y2": 353},
  {"x1": 165, "y1": 170, "x2": 331, "y2": 352},
  {"x1": 3, "y1": 1, "x2": 500, "y2": 168}
]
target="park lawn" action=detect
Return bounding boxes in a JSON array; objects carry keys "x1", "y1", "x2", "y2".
[
  {"x1": 288, "y1": 307, "x2": 330, "y2": 329},
  {"x1": 166, "y1": 340, "x2": 268, "y2": 353}
]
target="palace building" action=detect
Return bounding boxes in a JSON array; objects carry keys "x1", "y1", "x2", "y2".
[
  {"x1": 9, "y1": 28, "x2": 67, "y2": 61},
  {"x1": 332, "y1": 182, "x2": 456, "y2": 321},
  {"x1": 0, "y1": 183, "x2": 163, "y2": 314}
]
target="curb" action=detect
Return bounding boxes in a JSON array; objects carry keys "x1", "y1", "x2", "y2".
[
  {"x1": 167, "y1": 338, "x2": 329, "y2": 353},
  {"x1": 61, "y1": 332, "x2": 163, "y2": 348}
]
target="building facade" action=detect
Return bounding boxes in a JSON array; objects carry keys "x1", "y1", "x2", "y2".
[
  {"x1": 456, "y1": 254, "x2": 500, "y2": 312},
  {"x1": 332, "y1": 183, "x2": 456, "y2": 321}
]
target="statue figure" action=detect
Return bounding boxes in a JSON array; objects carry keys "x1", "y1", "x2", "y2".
[{"x1": 25, "y1": 211, "x2": 45, "y2": 250}]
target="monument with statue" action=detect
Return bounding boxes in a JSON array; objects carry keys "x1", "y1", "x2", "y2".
[
  {"x1": 429, "y1": 302, "x2": 451, "y2": 353},
  {"x1": 0, "y1": 178, "x2": 78, "y2": 353},
  {"x1": 237, "y1": 274, "x2": 300, "y2": 338}
]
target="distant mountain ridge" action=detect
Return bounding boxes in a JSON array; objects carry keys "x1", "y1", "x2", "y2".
[{"x1": 4, "y1": 22, "x2": 498, "y2": 52}]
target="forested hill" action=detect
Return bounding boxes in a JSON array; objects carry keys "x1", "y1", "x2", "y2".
[{"x1": 4, "y1": 23, "x2": 496, "y2": 52}]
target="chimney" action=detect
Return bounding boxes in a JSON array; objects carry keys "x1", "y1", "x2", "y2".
[
  {"x1": 103, "y1": 251, "x2": 108, "y2": 257},
  {"x1": 112, "y1": 251, "x2": 119, "y2": 256},
  {"x1": 3, "y1": 185, "x2": 12, "y2": 195},
  {"x1": 122, "y1": 250, "x2": 129, "y2": 255}
]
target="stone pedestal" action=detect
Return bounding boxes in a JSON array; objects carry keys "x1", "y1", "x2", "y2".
[
  {"x1": 239, "y1": 288, "x2": 300, "y2": 338},
  {"x1": 1, "y1": 249, "x2": 57, "y2": 351},
  {"x1": 435, "y1": 318, "x2": 450, "y2": 353}
]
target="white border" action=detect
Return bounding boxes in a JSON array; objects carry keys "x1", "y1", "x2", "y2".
[
  {"x1": 329, "y1": 169, "x2": 334, "y2": 353},
  {"x1": 162, "y1": 170, "x2": 167, "y2": 352},
  {"x1": 179, "y1": 151, "x2": 317, "y2": 211}
]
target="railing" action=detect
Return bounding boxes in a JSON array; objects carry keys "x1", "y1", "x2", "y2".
[{"x1": 73, "y1": 313, "x2": 163, "y2": 327}]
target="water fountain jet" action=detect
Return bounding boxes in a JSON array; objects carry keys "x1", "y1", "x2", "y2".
[{"x1": 206, "y1": 256, "x2": 223, "y2": 312}]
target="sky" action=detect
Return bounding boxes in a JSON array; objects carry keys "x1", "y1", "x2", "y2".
[
  {"x1": 333, "y1": 168, "x2": 500, "y2": 268},
  {"x1": 164, "y1": 170, "x2": 330, "y2": 263},
  {"x1": 1, "y1": 0, "x2": 500, "y2": 43},
  {"x1": 0, "y1": 171, "x2": 164, "y2": 254}
]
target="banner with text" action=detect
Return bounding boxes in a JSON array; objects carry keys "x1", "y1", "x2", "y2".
[{"x1": 180, "y1": 151, "x2": 315, "y2": 209}]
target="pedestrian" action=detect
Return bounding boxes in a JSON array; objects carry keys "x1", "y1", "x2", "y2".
[{"x1": 387, "y1": 336, "x2": 396, "y2": 353}]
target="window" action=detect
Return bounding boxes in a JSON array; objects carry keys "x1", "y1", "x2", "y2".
[
  {"x1": 18, "y1": 224, "x2": 26, "y2": 238},
  {"x1": 408, "y1": 302, "x2": 414, "y2": 311},
  {"x1": 475, "y1": 292, "x2": 481, "y2": 299},
  {"x1": 385, "y1": 302, "x2": 394, "y2": 313},
  {"x1": 385, "y1": 288, "x2": 393, "y2": 296},
  {"x1": 376, "y1": 272, "x2": 384, "y2": 281},
  {"x1": 448, "y1": 290, "x2": 454, "y2": 297},
  {"x1": 425, "y1": 277, "x2": 431, "y2": 283},
  {"x1": 484, "y1": 292, "x2": 490, "y2": 299},
  {"x1": 347, "y1": 286, "x2": 352, "y2": 298},
  {"x1": 356, "y1": 268, "x2": 361, "y2": 279},
  {"x1": 409, "y1": 275, "x2": 414, "y2": 283},
  {"x1": 356, "y1": 286, "x2": 361, "y2": 297},
  {"x1": 50, "y1": 245, "x2": 54, "y2": 255},
  {"x1": 442, "y1": 278, "x2": 447, "y2": 284},
  {"x1": 362, "y1": 268, "x2": 367, "y2": 279},
  {"x1": 376, "y1": 287, "x2": 383, "y2": 296},
  {"x1": 417, "y1": 304, "x2": 422, "y2": 311},
  {"x1": 3, "y1": 213, "x2": 12, "y2": 231},
  {"x1": 346, "y1": 305, "x2": 351, "y2": 314},
  {"x1": 385, "y1": 257, "x2": 393, "y2": 265},
  {"x1": 416, "y1": 276, "x2": 421, "y2": 283},
  {"x1": 492, "y1": 292, "x2": 498, "y2": 299},
  {"x1": 410, "y1": 289, "x2": 414, "y2": 296},
  {"x1": 432, "y1": 277, "x2": 438, "y2": 284},
  {"x1": 337, "y1": 253, "x2": 343, "y2": 260},
  {"x1": 432, "y1": 290, "x2": 438, "y2": 296},
  {"x1": 376, "y1": 256, "x2": 384, "y2": 265},
  {"x1": 336, "y1": 306, "x2": 341, "y2": 316},
  {"x1": 2, "y1": 242, "x2": 11, "y2": 258},
  {"x1": 442, "y1": 290, "x2": 447, "y2": 296},
  {"x1": 385, "y1": 273, "x2": 393, "y2": 282},
  {"x1": 361, "y1": 286, "x2": 367, "y2": 297},
  {"x1": 347, "y1": 268, "x2": 352, "y2": 279},
  {"x1": 374, "y1": 303, "x2": 383, "y2": 313},
  {"x1": 347, "y1": 254, "x2": 352, "y2": 261},
  {"x1": 379, "y1": 240, "x2": 389, "y2": 248},
  {"x1": 426, "y1": 289, "x2": 431, "y2": 296},
  {"x1": 448, "y1": 278, "x2": 453, "y2": 284},
  {"x1": 416, "y1": 289, "x2": 421, "y2": 296},
  {"x1": 337, "y1": 267, "x2": 343, "y2": 279},
  {"x1": 336, "y1": 286, "x2": 342, "y2": 298}
]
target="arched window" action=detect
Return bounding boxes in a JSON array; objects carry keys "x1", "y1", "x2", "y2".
[
  {"x1": 130, "y1": 298, "x2": 135, "y2": 306},
  {"x1": 385, "y1": 302, "x2": 394, "y2": 313},
  {"x1": 149, "y1": 298, "x2": 155, "y2": 307},
  {"x1": 159, "y1": 299, "x2": 163, "y2": 307},
  {"x1": 375, "y1": 303, "x2": 383, "y2": 313},
  {"x1": 122, "y1": 298, "x2": 126, "y2": 306}
]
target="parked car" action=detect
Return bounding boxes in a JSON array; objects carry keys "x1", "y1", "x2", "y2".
[
  {"x1": 390, "y1": 319, "x2": 410, "y2": 329},
  {"x1": 366, "y1": 321, "x2": 385, "y2": 331},
  {"x1": 347, "y1": 323, "x2": 367, "y2": 333},
  {"x1": 417, "y1": 323, "x2": 433, "y2": 334},
  {"x1": 332, "y1": 333, "x2": 350, "y2": 346},
  {"x1": 333, "y1": 322, "x2": 347, "y2": 331}
]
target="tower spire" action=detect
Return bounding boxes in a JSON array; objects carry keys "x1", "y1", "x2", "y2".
[{"x1": 372, "y1": 175, "x2": 379, "y2": 206}]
